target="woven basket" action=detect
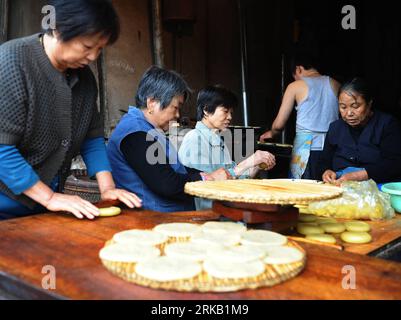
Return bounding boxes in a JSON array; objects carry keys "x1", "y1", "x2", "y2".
[
  {"x1": 185, "y1": 179, "x2": 343, "y2": 205},
  {"x1": 100, "y1": 239, "x2": 306, "y2": 293}
]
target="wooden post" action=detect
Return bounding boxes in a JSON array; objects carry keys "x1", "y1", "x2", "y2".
[
  {"x1": 0, "y1": 0, "x2": 9, "y2": 44},
  {"x1": 151, "y1": 0, "x2": 165, "y2": 67},
  {"x1": 96, "y1": 52, "x2": 111, "y2": 138}
]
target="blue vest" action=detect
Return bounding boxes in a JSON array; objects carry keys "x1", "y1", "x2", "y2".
[
  {"x1": 107, "y1": 107, "x2": 194, "y2": 212},
  {"x1": 330, "y1": 111, "x2": 392, "y2": 171}
]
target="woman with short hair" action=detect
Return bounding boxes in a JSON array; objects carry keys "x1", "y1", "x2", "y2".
[
  {"x1": 0, "y1": 0, "x2": 142, "y2": 220},
  {"x1": 178, "y1": 85, "x2": 276, "y2": 210},
  {"x1": 319, "y1": 78, "x2": 401, "y2": 185},
  {"x1": 107, "y1": 67, "x2": 230, "y2": 213}
]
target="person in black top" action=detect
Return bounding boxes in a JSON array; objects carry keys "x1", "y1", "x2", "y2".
[{"x1": 319, "y1": 78, "x2": 401, "y2": 185}]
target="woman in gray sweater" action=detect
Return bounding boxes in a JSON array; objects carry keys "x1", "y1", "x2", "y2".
[{"x1": 0, "y1": 0, "x2": 141, "y2": 220}]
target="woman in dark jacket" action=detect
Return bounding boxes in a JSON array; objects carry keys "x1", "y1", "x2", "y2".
[{"x1": 319, "y1": 78, "x2": 401, "y2": 185}]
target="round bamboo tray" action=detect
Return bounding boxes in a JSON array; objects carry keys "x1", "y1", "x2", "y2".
[
  {"x1": 185, "y1": 179, "x2": 343, "y2": 205},
  {"x1": 100, "y1": 238, "x2": 306, "y2": 293}
]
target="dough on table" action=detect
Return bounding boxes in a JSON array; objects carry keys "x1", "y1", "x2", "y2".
[
  {"x1": 113, "y1": 229, "x2": 167, "y2": 246},
  {"x1": 203, "y1": 259, "x2": 265, "y2": 279},
  {"x1": 206, "y1": 245, "x2": 266, "y2": 263},
  {"x1": 344, "y1": 221, "x2": 371, "y2": 232},
  {"x1": 263, "y1": 246, "x2": 305, "y2": 265},
  {"x1": 135, "y1": 256, "x2": 202, "y2": 281},
  {"x1": 340, "y1": 231, "x2": 372, "y2": 244},
  {"x1": 99, "y1": 243, "x2": 160, "y2": 263},
  {"x1": 320, "y1": 223, "x2": 346, "y2": 234},
  {"x1": 153, "y1": 223, "x2": 201, "y2": 238},
  {"x1": 99, "y1": 206, "x2": 121, "y2": 217},
  {"x1": 306, "y1": 234, "x2": 337, "y2": 244},
  {"x1": 201, "y1": 221, "x2": 246, "y2": 235},
  {"x1": 240, "y1": 230, "x2": 288, "y2": 247},
  {"x1": 297, "y1": 223, "x2": 325, "y2": 235},
  {"x1": 191, "y1": 232, "x2": 241, "y2": 247},
  {"x1": 164, "y1": 242, "x2": 214, "y2": 262}
]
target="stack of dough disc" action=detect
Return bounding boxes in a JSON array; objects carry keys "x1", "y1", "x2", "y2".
[
  {"x1": 100, "y1": 221, "x2": 306, "y2": 292},
  {"x1": 295, "y1": 214, "x2": 373, "y2": 245},
  {"x1": 184, "y1": 179, "x2": 343, "y2": 205}
]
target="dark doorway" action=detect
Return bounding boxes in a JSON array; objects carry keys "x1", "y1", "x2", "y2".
[{"x1": 242, "y1": 0, "x2": 401, "y2": 143}]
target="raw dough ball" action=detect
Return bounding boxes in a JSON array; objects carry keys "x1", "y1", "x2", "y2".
[{"x1": 99, "y1": 206, "x2": 121, "y2": 217}]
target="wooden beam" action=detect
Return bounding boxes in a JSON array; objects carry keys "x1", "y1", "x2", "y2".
[
  {"x1": 151, "y1": 0, "x2": 165, "y2": 67},
  {"x1": 0, "y1": 0, "x2": 9, "y2": 44}
]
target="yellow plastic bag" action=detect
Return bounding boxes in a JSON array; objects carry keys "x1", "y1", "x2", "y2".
[{"x1": 307, "y1": 180, "x2": 395, "y2": 221}]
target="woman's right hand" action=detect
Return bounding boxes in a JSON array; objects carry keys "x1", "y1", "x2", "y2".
[
  {"x1": 322, "y1": 170, "x2": 337, "y2": 184},
  {"x1": 249, "y1": 150, "x2": 276, "y2": 170},
  {"x1": 44, "y1": 193, "x2": 100, "y2": 220}
]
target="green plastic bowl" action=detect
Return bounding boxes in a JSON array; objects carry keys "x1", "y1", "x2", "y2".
[{"x1": 382, "y1": 183, "x2": 401, "y2": 213}]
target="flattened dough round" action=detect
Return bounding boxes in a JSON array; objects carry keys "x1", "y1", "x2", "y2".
[
  {"x1": 164, "y1": 242, "x2": 211, "y2": 262},
  {"x1": 263, "y1": 246, "x2": 305, "y2": 265},
  {"x1": 113, "y1": 229, "x2": 167, "y2": 246},
  {"x1": 191, "y1": 232, "x2": 241, "y2": 247},
  {"x1": 201, "y1": 221, "x2": 246, "y2": 235},
  {"x1": 99, "y1": 243, "x2": 160, "y2": 263},
  {"x1": 203, "y1": 259, "x2": 265, "y2": 279},
  {"x1": 153, "y1": 223, "x2": 201, "y2": 238},
  {"x1": 206, "y1": 245, "x2": 266, "y2": 263},
  {"x1": 135, "y1": 256, "x2": 202, "y2": 281},
  {"x1": 240, "y1": 230, "x2": 287, "y2": 247}
]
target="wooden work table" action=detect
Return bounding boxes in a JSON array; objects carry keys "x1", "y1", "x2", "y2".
[{"x1": 0, "y1": 209, "x2": 401, "y2": 300}]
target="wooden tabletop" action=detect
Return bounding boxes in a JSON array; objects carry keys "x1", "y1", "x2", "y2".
[{"x1": 1, "y1": 209, "x2": 401, "y2": 300}]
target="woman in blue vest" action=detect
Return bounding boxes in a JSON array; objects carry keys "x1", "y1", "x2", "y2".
[
  {"x1": 107, "y1": 66, "x2": 231, "y2": 213},
  {"x1": 319, "y1": 78, "x2": 401, "y2": 186}
]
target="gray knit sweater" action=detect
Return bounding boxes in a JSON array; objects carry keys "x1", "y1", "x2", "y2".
[{"x1": 0, "y1": 34, "x2": 104, "y2": 208}]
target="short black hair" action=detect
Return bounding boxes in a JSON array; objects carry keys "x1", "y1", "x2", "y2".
[
  {"x1": 46, "y1": 0, "x2": 120, "y2": 45},
  {"x1": 135, "y1": 66, "x2": 191, "y2": 109},
  {"x1": 196, "y1": 85, "x2": 238, "y2": 121},
  {"x1": 289, "y1": 51, "x2": 319, "y2": 75},
  {"x1": 339, "y1": 78, "x2": 374, "y2": 106}
]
